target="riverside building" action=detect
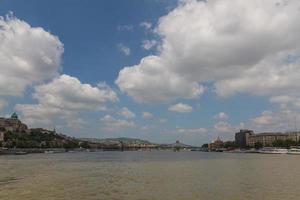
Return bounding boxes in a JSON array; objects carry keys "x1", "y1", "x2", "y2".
[
  {"x1": 235, "y1": 129, "x2": 254, "y2": 148},
  {"x1": 247, "y1": 132, "x2": 300, "y2": 147},
  {"x1": 235, "y1": 129, "x2": 300, "y2": 147},
  {"x1": 208, "y1": 137, "x2": 223, "y2": 151}
]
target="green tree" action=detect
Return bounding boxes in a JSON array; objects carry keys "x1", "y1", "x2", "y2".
[
  {"x1": 223, "y1": 141, "x2": 236, "y2": 149},
  {"x1": 254, "y1": 142, "x2": 263, "y2": 149},
  {"x1": 79, "y1": 141, "x2": 90, "y2": 149}
]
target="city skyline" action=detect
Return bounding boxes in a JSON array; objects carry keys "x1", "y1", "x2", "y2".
[{"x1": 1, "y1": 0, "x2": 300, "y2": 145}]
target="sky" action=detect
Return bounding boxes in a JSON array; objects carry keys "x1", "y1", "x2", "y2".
[{"x1": 1, "y1": 0, "x2": 300, "y2": 145}]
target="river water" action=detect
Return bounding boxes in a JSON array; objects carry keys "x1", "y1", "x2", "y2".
[{"x1": 1, "y1": 151, "x2": 300, "y2": 200}]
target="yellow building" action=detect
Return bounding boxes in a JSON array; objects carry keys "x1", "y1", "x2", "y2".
[
  {"x1": 247, "y1": 132, "x2": 300, "y2": 147},
  {"x1": 209, "y1": 137, "x2": 223, "y2": 151}
]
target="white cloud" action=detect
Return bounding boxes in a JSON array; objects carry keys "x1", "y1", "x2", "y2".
[
  {"x1": 140, "y1": 21, "x2": 152, "y2": 30},
  {"x1": 250, "y1": 109, "x2": 300, "y2": 132},
  {"x1": 32, "y1": 75, "x2": 118, "y2": 111},
  {"x1": 100, "y1": 115, "x2": 136, "y2": 131},
  {"x1": 176, "y1": 127, "x2": 207, "y2": 136},
  {"x1": 141, "y1": 40, "x2": 158, "y2": 50},
  {"x1": 214, "y1": 112, "x2": 229, "y2": 120},
  {"x1": 16, "y1": 74, "x2": 118, "y2": 127},
  {"x1": 116, "y1": 56, "x2": 204, "y2": 103},
  {"x1": 168, "y1": 103, "x2": 193, "y2": 113},
  {"x1": 141, "y1": 125, "x2": 156, "y2": 131},
  {"x1": 0, "y1": 13, "x2": 63, "y2": 96},
  {"x1": 252, "y1": 111, "x2": 274, "y2": 126},
  {"x1": 116, "y1": 0, "x2": 300, "y2": 104},
  {"x1": 214, "y1": 120, "x2": 245, "y2": 134},
  {"x1": 117, "y1": 43, "x2": 131, "y2": 56},
  {"x1": 214, "y1": 121, "x2": 234, "y2": 133},
  {"x1": 142, "y1": 112, "x2": 154, "y2": 119},
  {"x1": 119, "y1": 107, "x2": 135, "y2": 119},
  {"x1": 15, "y1": 104, "x2": 65, "y2": 128}
]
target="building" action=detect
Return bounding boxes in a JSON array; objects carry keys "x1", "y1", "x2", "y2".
[
  {"x1": 0, "y1": 113, "x2": 28, "y2": 142},
  {"x1": 209, "y1": 137, "x2": 223, "y2": 151},
  {"x1": 235, "y1": 129, "x2": 254, "y2": 148},
  {"x1": 246, "y1": 132, "x2": 300, "y2": 147}
]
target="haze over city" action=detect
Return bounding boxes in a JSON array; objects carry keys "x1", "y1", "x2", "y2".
[{"x1": 1, "y1": 0, "x2": 300, "y2": 145}]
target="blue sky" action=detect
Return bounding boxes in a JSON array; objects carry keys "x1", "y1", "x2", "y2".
[{"x1": 1, "y1": 0, "x2": 300, "y2": 145}]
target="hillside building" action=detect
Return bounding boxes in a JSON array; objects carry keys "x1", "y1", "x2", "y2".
[{"x1": 0, "y1": 113, "x2": 28, "y2": 142}]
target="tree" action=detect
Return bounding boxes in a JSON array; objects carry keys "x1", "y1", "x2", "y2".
[
  {"x1": 223, "y1": 141, "x2": 236, "y2": 149},
  {"x1": 79, "y1": 141, "x2": 90, "y2": 149},
  {"x1": 254, "y1": 142, "x2": 263, "y2": 149}
]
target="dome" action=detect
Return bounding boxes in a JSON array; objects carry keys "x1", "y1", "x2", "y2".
[{"x1": 11, "y1": 112, "x2": 18, "y2": 119}]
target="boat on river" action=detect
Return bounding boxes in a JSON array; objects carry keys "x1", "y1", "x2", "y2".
[
  {"x1": 258, "y1": 147, "x2": 288, "y2": 154},
  {"x1": 14, "y1": 151, "x2": 27, "y2": 155},
  {"x1": 287, "y1": 147, "x2": 300, "y2": 155}
]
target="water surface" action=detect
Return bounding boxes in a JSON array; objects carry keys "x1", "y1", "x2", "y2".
[{"x1": 1, "y1": 151, "x2": 300, "y2": 200}]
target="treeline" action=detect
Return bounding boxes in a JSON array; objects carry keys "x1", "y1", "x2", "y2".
[
  {"x1": 201, "y1": 141, "x2": 237, "y2": 149},
  {"x1": 253, "y1": 140, "x2": 300, "y2": 149},
  {"x1": 0, "y1": 130, "x2": 81, "y2": 149},
  {"x1": 201, "y1": 140, "x2": 300, "y2": 150},
  {"x1": 272, "y1": 139, "x2": 300, "y2": 148}
]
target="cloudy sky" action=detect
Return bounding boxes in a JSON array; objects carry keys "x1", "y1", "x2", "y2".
[{"x1": 1, "y1": 0, "x2": 300, "y2": 145}]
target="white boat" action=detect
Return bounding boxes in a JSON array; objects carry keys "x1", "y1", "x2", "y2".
[
  {"x1": 258, "y1": 147, "x2": 288, "y2": 154},
  {"x1": 288, "y1": 148, "x2": 300, "y2": 155},
  {"x1": 44, "y1": 150, "x2": 54, "y2": 154}
]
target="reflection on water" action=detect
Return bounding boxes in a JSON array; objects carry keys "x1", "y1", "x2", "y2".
[{"x1": 1, "y1": 151, "x2": 300, "y2": 200}]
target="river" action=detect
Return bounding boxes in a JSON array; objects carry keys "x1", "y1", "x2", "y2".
[{"x1": 1, "y1": 151, "x2": 300, "y2": 200}]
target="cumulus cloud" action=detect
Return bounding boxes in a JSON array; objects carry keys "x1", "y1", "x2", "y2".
[
  {"x1": 141, "y1": 125, "x2": 157, "y2": 131},
  {"x1": 117, "y1": 43, "x2": 131, "y2": 56},
  {"x1": 140, "y1": 21, "x2": 152, "y2": 30},
  {"x1": 116, "y1": 0, "x2": 300, "y2": 104},
  {"x1": 214, "y1": 120, "x2": 245, "y2": 134},
  {"x1": 250, "y1": 109, "x2": 300, "y2": 132},
  {"x1": 214, "y1": 112, "x2": 229, "y2": 120},
  {"x1": 0, "y1": 13, "x2": 63, "y2": 96},
  {"x1": 16, "y1": 75, "x2": 118, "y2": 127},
  {"x1": 214, "y1": 121, "x2": 234, "y2": 133},
  {"x1": 119, "y1": 107, "x2": 135, "y2": 119},
  {"x1": 168, "y1": 103, "x2": 193, "y2": 113},
  {"x1": 176, "y1": 127, "x2": 207, "y2": 136},
  {"x1": 116, "y1": 55, "x2": 204, "y2": 103},
  {"x1": 142, "y1": 112, "x2": 154, "y2": 119},
  {"x1": 15, "y1": 104, "x2": 66, "y2": 128},
  {"x1": 141, "y1": 40, "x2": 158, "y2": 50},
  {"x1": 100, "y1": 115, "x2": 136, "y2": 131},
  {"x1": 32, "y1": 75, "x2": 118, "y2": 111}
]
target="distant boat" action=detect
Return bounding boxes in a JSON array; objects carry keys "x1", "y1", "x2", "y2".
[
  {"x1": 14, "y1": 151, "x2": 27, "y2": 155},
  {"x1": 244, "y1": 149, "x2": 259, "y2": 153},
  {"x1": 288, "y1": 147, "x2": 300, "y2": 155},
  {"x1": 44, "y1": 150, "x2": 54, "y2": 154},
  {"x1": 259, "y1": 147, "x2": 288, "y2": 154}
]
